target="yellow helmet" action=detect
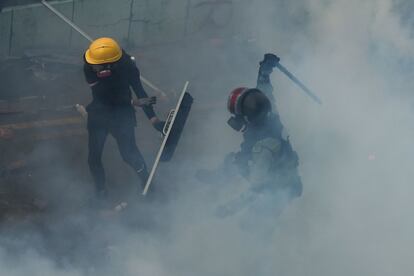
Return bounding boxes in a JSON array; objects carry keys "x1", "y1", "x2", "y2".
[{"x1": 85, "y1": 37, "x2": 123, "y2": 65}]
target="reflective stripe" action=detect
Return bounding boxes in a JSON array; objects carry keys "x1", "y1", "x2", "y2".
[
  {"x1": 136, "y1": 164, "x2": 146, "y2": 173},
  {"x1": 89, "y1": 81, "x2": 99, "y2": 87}
]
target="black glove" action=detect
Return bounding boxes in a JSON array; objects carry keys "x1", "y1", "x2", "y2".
[
  {"x1": 261, "y1": 53, "x2": 280, "y2": 68},
  {"x1": 153, "y1": 121, "x2": 166, "y2": 133}
]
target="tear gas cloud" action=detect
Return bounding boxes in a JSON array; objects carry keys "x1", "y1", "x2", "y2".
[{"x1": 1, "y1": 0, "x2": 414, "y2": 275}]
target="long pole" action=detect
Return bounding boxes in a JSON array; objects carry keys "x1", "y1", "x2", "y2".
[
  {"x1": 41, "y1": 0, "x2": 92, "y2": 42},
  {"x1": 41, "y1": 0, "x2": 168, "y2": 97},
  {"x1": 276, "y1": 63, "x2": 322, "y2": 105}
]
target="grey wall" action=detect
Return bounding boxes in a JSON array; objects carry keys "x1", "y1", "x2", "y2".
[{"x1": 0, "y1": 0, "x2": 242, "y2": 57}]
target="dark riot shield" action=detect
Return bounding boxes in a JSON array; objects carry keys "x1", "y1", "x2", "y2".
[
  {"x1": 160, "y1": 92, "x2": 193, "y2": 162},
  {"x1": 143, "y1": 82, "x2": 192, "y2": 195}
]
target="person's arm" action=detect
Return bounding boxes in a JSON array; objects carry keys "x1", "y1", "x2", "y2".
[
  {"x1": 127, "y1": 58, "x2": 164, "y2": 131},
  {"x1": 233, "y1": 136, "x2": 255, "y2": 178},
  {"x1": 250, "y1": 138, "x2": 281, "y2": 191},
  {"x1": 128, "y1": 64, "x2": 156, "y2": 118},
  {"x1": 256, "y1": 53, "x2": 280, "y2": 105}
]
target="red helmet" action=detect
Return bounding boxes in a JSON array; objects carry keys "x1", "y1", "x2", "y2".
[
  {"x1": 227, "y1": 87, "x2": 271, "y2": 120},
  {"x1": 227, "y1": 87, "x2": 250, "y2": 116}
]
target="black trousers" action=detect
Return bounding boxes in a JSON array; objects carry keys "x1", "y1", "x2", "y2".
[{"x1": 88, "y1": 124, "x2": 147, "y2": 192}]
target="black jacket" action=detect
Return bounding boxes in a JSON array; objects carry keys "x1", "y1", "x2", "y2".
[{"x1": 84, "y1": 51, "x2": 155, "y2": 128}]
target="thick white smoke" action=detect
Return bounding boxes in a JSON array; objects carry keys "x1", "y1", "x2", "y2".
[
  {"x1": 258, "y1": 0, "x2": 414, "y2": 275},
  {"x1": 1, "y1": 0, "x2": 414, "y2": 275}
]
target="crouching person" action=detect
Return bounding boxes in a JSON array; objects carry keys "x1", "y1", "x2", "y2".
[{"x1": 217, "y1": 54, "x2": 303, "y2": 235}]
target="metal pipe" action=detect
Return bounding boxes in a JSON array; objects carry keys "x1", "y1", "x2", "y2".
[
  {"x1": 41, "y1": 0, "x2": 168, "y2": 97},
  {"x1": 41, "y1": 0, "x2": 93, "y2": 42},
  {"x1": 276, "y1": 63, "x2": 322, "y2": 105}
]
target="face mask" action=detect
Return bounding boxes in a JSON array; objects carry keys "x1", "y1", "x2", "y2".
[
  {"x1": 96, "y1": 70, "x2": 112, "y2": 78},
  {"x1": 92, "y1": 64, "x2": 112, "y2": 78},
  {"x1": 227, "y1": 116, "x2": 247, "y2": 132}
]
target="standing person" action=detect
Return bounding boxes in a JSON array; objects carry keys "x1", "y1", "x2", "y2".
[{"x1": 83, "y1": 37, "x2": 164, "y2": 198}]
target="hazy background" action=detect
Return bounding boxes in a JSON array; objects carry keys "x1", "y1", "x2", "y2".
[{"x1": 1, "y1": 0, "x2": 414, "y2": 275}]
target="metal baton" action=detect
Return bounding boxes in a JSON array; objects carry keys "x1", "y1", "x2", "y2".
[{"x1": 276, "y1": 62, "x2": 322, "y2": 105}]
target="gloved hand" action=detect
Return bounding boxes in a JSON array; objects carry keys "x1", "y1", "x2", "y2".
[
  {"x1": 150, "y1": 117, "x2": 166, "y2": 133},
  {"x1": 132, "y1": 96, "x2": 157, "y2": 107},
  {"x1": 261, "y1": 53, "x2": 280, "y2": 68},
  {"x1": 154, "y1": 121, "x2": 166, "y2": 133}
]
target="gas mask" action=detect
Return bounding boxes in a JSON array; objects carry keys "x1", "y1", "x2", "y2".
[
  {"x1": 227, "y1": 87, "x2": 271, "y2": 132},
  {"x1": 91, "y1": 64, "x2": 113, "y2": 78},
  {"x1": 227, "y1": 115, "x2": 247, "y2": 132}
]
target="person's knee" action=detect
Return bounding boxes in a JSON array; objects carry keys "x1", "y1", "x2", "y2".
[
  {"x1": 118, "y1": 145, "x2": 132, "y2": 161},
  {"x1": 120, "y1": 146, "x2": 142, "y2": 166}
]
